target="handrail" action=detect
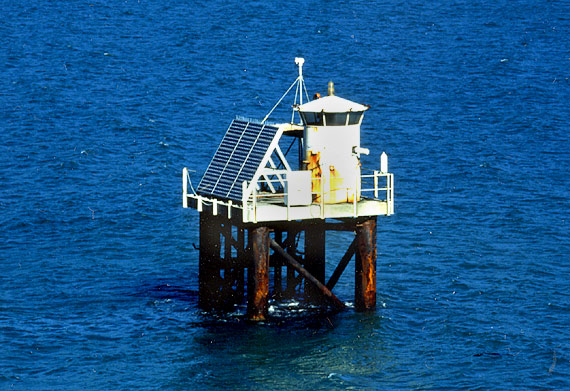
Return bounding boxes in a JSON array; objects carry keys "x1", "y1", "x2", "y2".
[
  {"x1": 244, "y1": 173, "x2": 392, "y2": 201},
  {"x1": 241, "y1": 169, "x2": 394, "y2": 220},
  {"x1": 188, "y1": 165, "x2": 395, "y2": 223}
]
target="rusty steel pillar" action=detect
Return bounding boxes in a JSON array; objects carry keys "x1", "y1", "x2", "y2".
[
  {"x1": 198, "y1": 213, "x2": 222, "y2": 310},
  {"x1": 304, "y1": 222, "x2": 326, "y2": 303},
  {"x1": 247, "y1": 226, "x2": 270, "y2": 321},
  {"x1": 355, "y1": 217, "x2": 377, "y2": 311}
]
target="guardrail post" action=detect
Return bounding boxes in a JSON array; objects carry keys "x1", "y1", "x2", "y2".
[
  {"x1": 253, "y1": 185, "x2": 257, "y2": 223},
  {"x1": 286, "y1": 173, "x2": 290, "y2": 221},
  {"x1": 320, "y1": 177, "x2": 324, "y2": 219},
  {"x1": 390, "y1": 174, "x2": 394, "y2": 214},
  {"x1": 182, "y1": 168, "x2": 188, "y2": 208},
  {"x1": 373, "y1": 170, "x2": 379, "y2": 199},
  {"x1": 242, "y1": 181, "x2": 248, "y2": 223}
]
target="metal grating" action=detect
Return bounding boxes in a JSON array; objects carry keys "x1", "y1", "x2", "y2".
[{"x1": 196, "y1": 119, "x2": 280, "y2": 201}]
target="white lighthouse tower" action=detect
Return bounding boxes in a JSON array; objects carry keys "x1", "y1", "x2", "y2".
[{"x1": 297, "y1": 87, "x2": 370, "y2": 204}]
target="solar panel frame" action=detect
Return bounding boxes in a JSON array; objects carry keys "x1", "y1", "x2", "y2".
[{"x1": 196, "y1": 119, "x2": 281, "y2": 201}]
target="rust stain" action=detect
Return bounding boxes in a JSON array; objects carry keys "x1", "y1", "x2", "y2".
[
  {"x1": 364, "y1": 254, "x2": 376, "y2": 303},
  {"x1": 307, "y1": 151, "x2": 322, "y2": 202},
  {"x1": 328, "y1": 165, "x2": 347, "y2": 203},
  {"x1": 306, "y1": 151, "x2": 361, "y2": 204}
]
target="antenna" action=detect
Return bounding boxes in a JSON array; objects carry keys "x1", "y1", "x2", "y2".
[
  {"x1": 295, "y1": 57, "x2": 305, "y2": 105},
  {"x1": 262, "y1": 58, "x2": 308, "y2": 124},
  {"x1": 295, "y1": 57, "x2": 304, "y2": 75}
]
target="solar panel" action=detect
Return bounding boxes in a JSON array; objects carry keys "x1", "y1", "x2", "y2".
[{"x1": 196, "y1": 119, "x2": 281, "y2": 201}]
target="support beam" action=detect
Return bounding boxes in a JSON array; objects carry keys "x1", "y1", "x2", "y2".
[
  {"x1": 326, "y1": 237, "x2": 357, "y2": 291},
  {"x1": 248, "y1": 226, "x2": 270, "y2": 321},
  {"x1": 355, "y1": 218, "x2": 377, "y2": 311},
  {"x1": 269, "y1": 238, "x2": 345, "y2": 310}
]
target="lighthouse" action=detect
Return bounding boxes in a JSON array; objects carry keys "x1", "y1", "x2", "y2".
[
  {"x1": 297, "y1": 87, "x2": 370, "y2": 204},
  {"x1": 182, "y1": 59, "x2": 394, "y2": 321}
]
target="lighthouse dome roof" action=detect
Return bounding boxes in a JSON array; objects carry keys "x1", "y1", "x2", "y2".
[{"x1": 296, "y1": 95, "x2": 369, "y2": 113}]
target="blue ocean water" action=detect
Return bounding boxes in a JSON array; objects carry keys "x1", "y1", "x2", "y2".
[{"x1": 1, "y1": 0, "x2": 569, "y2": 389}]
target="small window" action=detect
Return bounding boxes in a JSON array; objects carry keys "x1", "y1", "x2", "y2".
[
  {"x1": 348, "y1": 112, "x2": 363, "y2": 125},
  {"x1": 300, "y1": 112, "x2": 324, "y2": 126},
  {"x1": 324, "y1": 113, "x2": 348, "y2": 126}
]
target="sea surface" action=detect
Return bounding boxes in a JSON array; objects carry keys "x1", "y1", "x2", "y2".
[{"x1": 1, "y1": 1, "x2": 569, "y2": 390}]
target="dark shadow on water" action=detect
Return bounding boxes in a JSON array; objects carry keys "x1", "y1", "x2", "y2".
[
  {"x1": 473, "y1": 352, "x2": 503, "y2": 358},
  {"x1": 132, "y1": 279, "x2": 199, "y2": 303},
  {"x1": 148, "y1": 283, "x2": 199, "y2": 302}
]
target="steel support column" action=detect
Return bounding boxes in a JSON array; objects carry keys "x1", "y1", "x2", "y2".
[
  {"x1": 247, "y1": 226, "x2": 270, "y2": 321},
  {"x1": 198, "y1": 213, "x2": 222, "y2": 310},
  {"x1": 355, "y1": 217, "x2": 377, "y2": 311},
  {"x1": 304, "y1": 222, "x2": 326, "y2": 303}
]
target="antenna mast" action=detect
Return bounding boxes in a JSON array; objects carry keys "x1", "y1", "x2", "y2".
[
  {"x1": 262, "y1": 58, "x2": 309, "y2": 124},
  {"x1": 295, "y1": 57, "x2": 305, "y2": 106}
]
